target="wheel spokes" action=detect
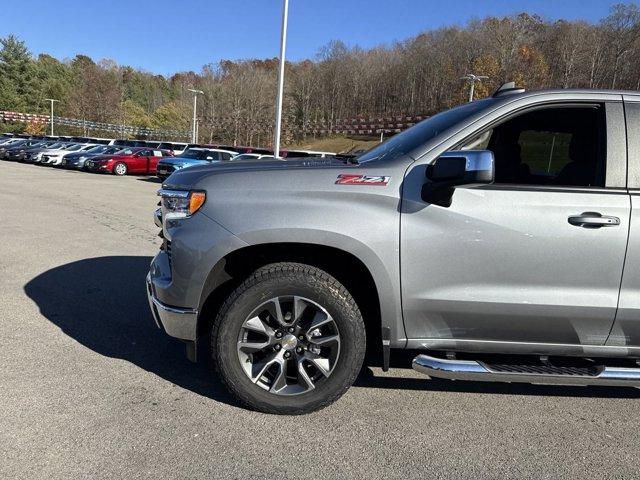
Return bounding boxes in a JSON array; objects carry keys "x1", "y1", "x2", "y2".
[
  {"x1": 270, "y1": 362, "x2": 289, "y2": 394},
  {"x1": 307, "y1": 310, "x2": 333, "y2": 333},
  {"x1": 264, "y1": 298, "x2": 287, "y2": 326},
  {"x1": 293, "y1": 296, "x2": 309, "y2": 323},
  {"x1": 244, "y1": 315, "x2": 274, "y2": 336},
  {"x1": 309, "y1": 334, "x2": 340, "y2": 346},
  {"x1": 297, "y1": 360, "x2": 316, "y2": 390},
  {"x1": 238, "y1": 339, "x2": 271, "y2": 352},
  {"x1": 237, "y1": 295, "x2": 340, "y2": 395},
  {"x1": 304, "y1": 351, "x2": 332, "y2": 377},
  {"x1": 250, "y1": 351, "x2": 282, "y2": 383}
]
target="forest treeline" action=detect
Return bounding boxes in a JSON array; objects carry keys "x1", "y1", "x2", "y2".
[{"x1": 0, "y1": 3, "x2": 639, "y2": 145}]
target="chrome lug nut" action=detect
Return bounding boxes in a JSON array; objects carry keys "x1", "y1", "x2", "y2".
[
  {"x1": 275, "y1": 331, "x2": 283, "y2": 338},
  {"x1": 287, "y1": 327, "x2": 295, "y2": 333},
  {"x1": 296, "y1": 347, "x2": 303, "y2": 354},
  {"x1": 284, "y1": 351, "x2": 291, "y2": 358},
  {"x1": 274, "y1": 344, "x2": 281, "y2": 351},
  {"x1": 298, "y1": 335, "x2": 305, "y2": 341}
]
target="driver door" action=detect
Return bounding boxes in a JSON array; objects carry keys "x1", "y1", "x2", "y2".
[{"x1": 400, "y1": 102, "x2": 630, "y2": 347}]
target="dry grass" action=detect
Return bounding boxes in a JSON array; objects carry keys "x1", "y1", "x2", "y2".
[{"x1": 286, "y1": 135, "x2": 382, "y2": 154}]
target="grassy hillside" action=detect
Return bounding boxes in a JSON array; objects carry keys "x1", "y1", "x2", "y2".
[{"x1": 286, "y1": 135, "x2": 382, "y2": 154}]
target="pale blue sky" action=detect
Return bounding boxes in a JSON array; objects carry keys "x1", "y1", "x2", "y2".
[{"x1": 0, "y1": 0, "x2": 633, "y2": 75}]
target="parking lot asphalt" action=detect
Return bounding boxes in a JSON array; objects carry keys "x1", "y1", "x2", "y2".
[{"x1": 2, "y1": 160, "x2": 640, "y2": 479}]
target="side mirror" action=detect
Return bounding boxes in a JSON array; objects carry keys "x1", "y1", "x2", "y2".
[{"x1": 422, "y1": 150, "x2": 494, "y2": 207}]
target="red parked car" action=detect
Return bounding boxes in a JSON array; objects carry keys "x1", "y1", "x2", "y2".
[{"x1": 84, "y1": 147, "x2": 173, "y2": 175}]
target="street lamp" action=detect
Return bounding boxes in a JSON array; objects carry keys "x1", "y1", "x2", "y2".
[
  {"x1": 273, "y1": 0, "x2": 289, "y2": 158},
  {"x1": 461, "y1": 74, "x2": 489, "y2": 102},
  {"x1": 45, "y1": 98, "x2": 59, "y2": 135},
  {"x1": 187, "y1": 88, "x2": 204, "y2": 143}
]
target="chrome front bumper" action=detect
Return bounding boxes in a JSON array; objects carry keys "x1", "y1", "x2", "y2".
[{"x1": 146, "y1": 272, "x2": 198, "y2": 341}]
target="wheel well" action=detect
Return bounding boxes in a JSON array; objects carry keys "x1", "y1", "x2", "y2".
[{"x1": 198, "y1": 243, "x2": 382, "y2": 361}]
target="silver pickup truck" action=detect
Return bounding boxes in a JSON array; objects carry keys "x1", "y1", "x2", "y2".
[{"x1": 147, "y1": 83, "x2": 640, "y2": 414}]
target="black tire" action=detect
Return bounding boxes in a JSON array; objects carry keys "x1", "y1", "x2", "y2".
[
  {"x1": 113, "y1": 162, "x2": 128, "y2": 176},
  {"x1": 212, "y1": 262, "x2": 366, "y2": 414}
]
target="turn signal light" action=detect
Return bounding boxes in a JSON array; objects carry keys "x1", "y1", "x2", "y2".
[{"x1": 189, "y1": 191, "x2": 206, "y2": 215}]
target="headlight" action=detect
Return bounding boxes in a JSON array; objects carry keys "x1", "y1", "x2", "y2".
[{"x1": 158, "y1": 189, "x2": 206, "y2": 220}]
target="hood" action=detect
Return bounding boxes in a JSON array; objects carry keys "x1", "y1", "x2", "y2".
[
  {"x1": 65, "y1": 151, "x2": 97, "y2": 160},
  {"x1": 88, "y1": 154, "x2": 123, "y2": 162},
  {"x1": 163, "y1": 156, "x2": 355, "y2": 190},
  {"x1": 159, "y1": 156, "x2": 206, "y2": 166}
]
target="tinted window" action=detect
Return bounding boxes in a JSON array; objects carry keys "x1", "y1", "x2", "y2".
[
  {"x1": 181, "y1": 149, "x2": 204, "y2": 159},
  {"x1": 518, "y1": 130, "x2": 572, "y2": 176},
  {"x1": 460, "y1": 105, "x2": 606, "y2": 187}
]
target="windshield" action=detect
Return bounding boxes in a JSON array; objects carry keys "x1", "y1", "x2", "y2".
[
  {"x1": 5, "y1": 139, "x2": 27, "y2": 146},
  {"x1": 180, "y1": 149, "x2": 204, "y2": 159},
  {"x1": 62, "y1": 144, "x2": 83, "y2": 151},
  {"x1": 85, "y1": 145, "x2": 108, "y2": 154},
  {"x1": 232, "y1": 154, "x2": 260, "y2": 161},
  {"x1": 180, "y1": 149, "x2": 214, "y2": 160},
  {"x1": 115, "y1": 148, "x2": 136, "y2": 155},
  {"x1": 46, "y1": 142, "x2": 66, "y2": 149},
  {"x1": 25, "y1": 142, "x2": 47, "y2": 148},
  {"x1": 357, "y1": 99, "x2": 495, "y2": 163}
]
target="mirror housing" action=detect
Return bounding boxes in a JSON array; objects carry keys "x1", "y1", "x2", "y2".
[{"x1": 422, "y1": 150, "x2": 494, "y2": 207}]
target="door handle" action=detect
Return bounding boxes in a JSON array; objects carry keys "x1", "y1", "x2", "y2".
[{"x1": 568, "y1": 212, "x2": 620, "y2": 228}]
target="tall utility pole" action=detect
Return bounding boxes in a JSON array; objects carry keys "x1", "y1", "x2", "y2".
[
  {"x1": 273, "y1": 0, "x2": 289, "y2": 158},
  {"x1": 461, "y1": 74, "x2": 488, "y2": 102},
  {"x1": 188, "y1": 88, "x2": 204, "y2": 143},
  {"x1": 45, "y1": 98, "x2": 59, "y2": 135}
]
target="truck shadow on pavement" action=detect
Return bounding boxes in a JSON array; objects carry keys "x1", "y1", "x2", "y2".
[
  {"x1": 24, "y1": 255, "x2": 240, "y2": 408},
  {"x1": 25, "y1": 255, "x2": 640, "y2": 407}
]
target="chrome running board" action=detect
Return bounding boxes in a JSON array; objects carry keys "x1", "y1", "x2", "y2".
[{"x1": 412, "y1": 354, "x2": 640, "y2": 387}]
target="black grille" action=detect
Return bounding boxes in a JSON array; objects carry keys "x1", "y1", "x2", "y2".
[
  {"x1": 165, "y1": 240, "x2": 172, "y2": 266},
  {"x1": 158, "y1": 165, "x2": 175, "y2": 174},
  {"x1": 485, "y1": 363, "x2": 600, "y2": 377}
]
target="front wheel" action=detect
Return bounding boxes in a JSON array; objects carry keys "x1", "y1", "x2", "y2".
[
  {"x1": 212, "y1": 262, "x2": 366, "y2": 414},
  {"x1": 113, "y1": 162, "x2": 128, "y2": 176}
]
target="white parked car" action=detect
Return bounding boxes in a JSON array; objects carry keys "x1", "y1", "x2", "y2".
[{"x1": 42, "y1": 144, "x2": 98, "y2": 166}]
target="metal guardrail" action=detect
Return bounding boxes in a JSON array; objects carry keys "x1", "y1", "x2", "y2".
[
  {"x1": 0, "y1": 110, "x2": 190, "y2": 139},
  {"x1": 1, "y1": 109, "x2": 430, "y2": 138}
]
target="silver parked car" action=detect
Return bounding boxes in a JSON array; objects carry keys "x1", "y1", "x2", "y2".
[{"x1": 147, "y1": 84, "x2": 640, "y2": 414}]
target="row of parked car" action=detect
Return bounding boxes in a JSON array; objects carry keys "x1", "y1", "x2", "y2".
[{"x1": 0, "y1": 133, "x2": 334, "y2": 179}]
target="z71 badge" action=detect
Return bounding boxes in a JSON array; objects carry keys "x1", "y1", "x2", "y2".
[{"x1": 335, "y1": 174, "x2": 391, "y2": 186}]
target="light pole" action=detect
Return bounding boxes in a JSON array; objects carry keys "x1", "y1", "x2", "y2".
[
  {"x1": 273, "y1": 0, "x2": 289, "y2": 158},
  {"x1": 461, "y1": 74, "x2": 488, "y2": 102},
  {"x1": 187, "y1": 88, "x2": 203, "y2": 143},
  {"x1": 45, "y1": 98, "x2": 59, "y2": 135}
]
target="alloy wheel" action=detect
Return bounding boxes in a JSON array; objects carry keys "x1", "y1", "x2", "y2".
[{"x1": 236, "y1": 296, "x2": 341, "y2": 395}]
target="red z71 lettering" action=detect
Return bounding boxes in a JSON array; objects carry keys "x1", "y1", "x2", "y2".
[{"x1": 335, "y1": 174, "x2": 390, "y2": 186}]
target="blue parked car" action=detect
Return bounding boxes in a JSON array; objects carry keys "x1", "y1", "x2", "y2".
[{"x1": 156, "y1": 148, "x2": 238, "y2": 180}]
